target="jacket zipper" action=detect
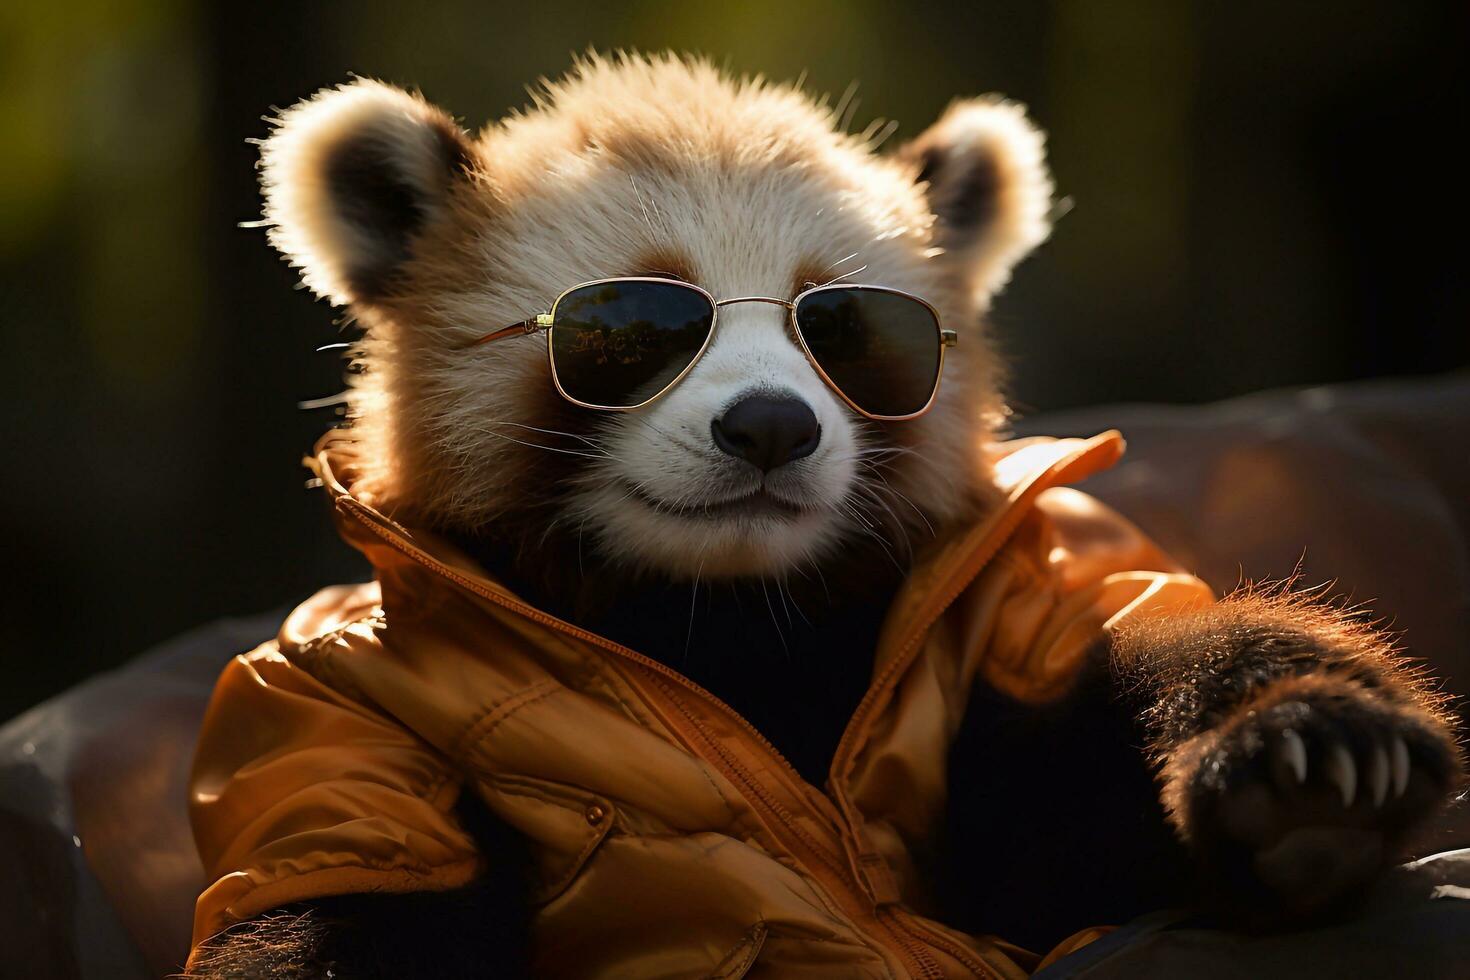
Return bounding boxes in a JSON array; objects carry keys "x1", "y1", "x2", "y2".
[
  {"x1": 335, "y1": 436, "x2": 1106, "y2": 978},
  {"x1": 644, "y1": 675, "x2": 947, "y2": 980},
  {"x1": 827, "y1": 497, "x2": 1050, "y2": 980},
  {"x1": 819, "y1": 440, "x2": 1110, "y2": 979},
  {"x1": 340, "y1": 503, "x2": 943, "y2": 976},
  {"x1": 339, "y1": 501, "x2": 822, "y2": 812}
]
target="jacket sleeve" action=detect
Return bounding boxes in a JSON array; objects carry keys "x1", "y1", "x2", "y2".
[
  {"x1": 973, "y1": 485, "x2": 1216, "y2": 703},
  {"x1": 188, "y1": 644, "x2": 481, "y2": 951}
]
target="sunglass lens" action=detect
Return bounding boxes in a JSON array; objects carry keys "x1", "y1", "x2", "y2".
[
  {"x1": 794, "y1": 288, "x2": 942, "y2": 417},
  {"x1": 549, "y1": 280, "x2": 715, "y2": 408}
]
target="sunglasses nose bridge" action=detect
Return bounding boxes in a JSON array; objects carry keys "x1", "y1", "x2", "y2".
[
  {"x1": 713, "y1": 296, "x2": 795, "y2": 310},
  {"x1": 706, "y1": 295, "x2": 803, "y2": 354}
]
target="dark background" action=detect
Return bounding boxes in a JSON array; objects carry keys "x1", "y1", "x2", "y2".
[{"x1": 2, "y1": 0, "x2": 1465, "y2": 722}]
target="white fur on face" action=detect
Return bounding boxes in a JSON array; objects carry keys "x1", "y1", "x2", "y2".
[
  {"x1": 258, "y1": 54, "x2": 1055, "y2": 584},
  {"x1": 569, "y1": 302, "x2": 863, "y2": 579},
  {"x1": 404, "y1": 110, "x2": 956, "y2": 582}
]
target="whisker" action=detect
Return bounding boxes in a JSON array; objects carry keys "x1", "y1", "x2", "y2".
[
  {"x1": 491, "y1": 420, "x2": 611, "y2": 453},
  {"x1": 855, "y1": 524, "x2": 905, "y2": 575},
  {"x1": 853, "y1": 484, "x2": 917, "y2": 561},
  {"x1": 627, "y1": 413, "x2": 684, "y2": 445},
  {"x1": 538, "y1": 513, "x2": 567, "y2": 550},
  {"x1": 837, "y1": 498, "x2": 877, "y2": 531},
  {"x1": 685, "y1": 554, "x2": 707, "y2": 660},
  {"x1": 819, "y1": 251, "x2": 861, "y2": 275},
  {"x1": 470, "y1": 428, "x2": 615, "y2": 461},
  {"x1": 759, "y1": 578, "x2": 790, "y2": 656},
  {"x1": 854, "y1": 462, "x2": 936, "y2": 537},
  {"x1": 781, "y1": 574, "x2": 812, "y2": 627},
  {"x1": 853, "y1": 446, "x2": 922, "y2": 459},
  {"x1": 816, "y1": 264, "x2": 869, "y2": 288},
  {"x1": 629, "y1": 174, "x2": 661, "y2": 244},
  {"x1": 774, "y1": 577, "x2": 795, "y2": 630},
  {"x1": 841, "y1": 491, "x2": 909, "y2": 573},
  {"x1": 807, "y1": 559, "x2": 832, "y2": 604}
]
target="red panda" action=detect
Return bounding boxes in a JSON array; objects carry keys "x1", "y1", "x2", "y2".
[{"x1": 184, "y1": 54, "x2": 1461, "y2": 978}]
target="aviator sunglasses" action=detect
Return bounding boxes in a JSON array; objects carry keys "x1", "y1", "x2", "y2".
[{"x1": 465, "y1": 277, "x2": 956, "y2": 420}]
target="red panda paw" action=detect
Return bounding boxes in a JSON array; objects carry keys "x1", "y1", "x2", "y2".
[{"x1": 1163, "y1": 673, "x2": 1462, "y2": 919}]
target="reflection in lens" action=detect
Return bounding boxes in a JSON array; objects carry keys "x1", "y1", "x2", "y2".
[
  {"x1": 794, "y1": 288, "x2": 941, "y2": 417},
  {"x1": 550, "y1": 281, "x2": 714, "y2": 408}
]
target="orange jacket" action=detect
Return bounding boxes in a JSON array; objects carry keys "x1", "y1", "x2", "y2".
[{"x1": 188, "y1": 431, "x2": 1213, "y2": 977}]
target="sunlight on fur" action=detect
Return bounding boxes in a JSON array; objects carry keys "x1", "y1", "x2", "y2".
[{"x1": 257, "y1": 52, "x2": 1053, "y2": 580}]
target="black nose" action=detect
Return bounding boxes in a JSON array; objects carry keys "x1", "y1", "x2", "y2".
[{"x1": 711, "y1": 395, "x2": 821, "y2": 472}]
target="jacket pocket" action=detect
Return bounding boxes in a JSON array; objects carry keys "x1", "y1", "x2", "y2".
[
  {"x1": 476, "y1": 774, "x2": 615, "y2": 904},
  {"x1": 705, "y1": 921, "x2": 769, "y2": 980}
]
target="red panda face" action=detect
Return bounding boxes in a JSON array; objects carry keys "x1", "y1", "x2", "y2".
[{"x1": 258, "y1": 54, "x2": 1053, "y2": 583}]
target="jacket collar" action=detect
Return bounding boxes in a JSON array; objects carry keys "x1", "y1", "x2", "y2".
[
  {"x1": 304, "y1": 431, "x2": 1123, "y2": 717},
  {"x1": 869, "y1": 431, "x2": 1126, "y2": 672},
  {"x1": 306, "y1": 429, "x2": 1128, "y2": 658}
]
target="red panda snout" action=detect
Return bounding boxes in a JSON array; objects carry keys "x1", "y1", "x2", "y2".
[{"x1": 710, "y1": 394, "x2": 821, "y2": 473}]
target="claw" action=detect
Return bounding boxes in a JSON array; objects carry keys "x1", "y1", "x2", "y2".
[
  {"x1": 1325, "y1": 744, "x2": 1357, "y2": 807},
  {"x1": 1391, "y1": 737, "x2": 1411, "y2": 797},
  {"x1": 1367, "y1": 744, "x2": 1390, "y2": 807},
  {"x1": 1278, "y1": 730, "x2": 1308, "y2": 784}
]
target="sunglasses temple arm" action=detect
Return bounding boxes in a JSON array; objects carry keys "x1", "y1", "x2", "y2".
[{"x1": 461, "y1": 313, "x2": 554, "y2": 349}]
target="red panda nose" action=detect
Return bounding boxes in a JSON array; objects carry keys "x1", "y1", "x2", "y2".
[{"x1": 711, "y1": 395, "x2": 821, "y2": 473}]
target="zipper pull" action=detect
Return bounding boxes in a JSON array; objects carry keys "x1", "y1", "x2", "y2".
[{"x1": 855, "y1": 850, "x2": 902, "y2": 905}]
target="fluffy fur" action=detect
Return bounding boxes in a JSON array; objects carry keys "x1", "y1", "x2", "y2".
[
  {"x1": 189, "y1": 52, "x2": 1465, "y2": 978},
  {"x1": 895, "y1": 97, "x2": 1054, "y2": 307},
  {"x1": 259, "y1": 53, "x2": 1046, "y2": 582},
  {"x1": 260, "y1": 79, "x2": 475, "y2": 305},
  {"x1": 1114, "y1": 585, "x2": 1462, "y2": 917}
]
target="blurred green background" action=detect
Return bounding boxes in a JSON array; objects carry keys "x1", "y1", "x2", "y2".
[{"x1": 1, "y1": 0, "x2": 1465, "y2": 721}]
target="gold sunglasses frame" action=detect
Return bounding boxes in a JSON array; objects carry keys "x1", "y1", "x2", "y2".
[{"x1": 464, "y1": 276, "x2": 957, "y2": 421}]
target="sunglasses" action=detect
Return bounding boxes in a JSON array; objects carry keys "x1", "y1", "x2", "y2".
[{"x1": 465, "y1": 277, "x2": 956, "y2": 420}]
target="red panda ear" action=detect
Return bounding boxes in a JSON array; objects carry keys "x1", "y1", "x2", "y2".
[
  {"x1": 258, "y1": 79, "x2": 476, "y2": 306},
  {"x1": 899, "y1": 97, "x2": 1054, "y2": 310}
]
